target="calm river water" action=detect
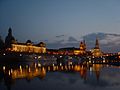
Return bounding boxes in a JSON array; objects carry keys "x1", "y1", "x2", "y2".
[{"x1": 0, "y1": 61, "x2": 120, "y2": 90}]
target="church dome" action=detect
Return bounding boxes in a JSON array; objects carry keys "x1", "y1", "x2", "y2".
[
  {"x1": 26, "y1": 40, "x2": 32, "y2": 44},
  {"x1": 5, "y1": 27, "x2": 15, "y2": 48},
  {"x1": 37, "y1": 42, "x2": 46, "y2": 47},
  {"x1": 26, "y1": 40, "x2": 33, "y2": 45}
]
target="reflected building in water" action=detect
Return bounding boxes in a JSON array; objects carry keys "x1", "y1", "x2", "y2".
[
  {"x1": 74, "y1": 64, "x2": 102, "y2": 81},
  {"x1": 11, "y1": 66, "x2": 46, "y2": 80},
  {"x1": 0, "y1": 62, "x2": 104, "y2": 90}
]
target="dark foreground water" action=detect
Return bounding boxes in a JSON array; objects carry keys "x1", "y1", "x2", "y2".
[{"x1": 0, "y1": 62, "x2": 120, "y2": 90}]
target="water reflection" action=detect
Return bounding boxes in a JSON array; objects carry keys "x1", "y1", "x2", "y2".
[
  {"x1": 0, "y1": 62, "x2": 120, "y2": 90},
  {"x1": 0, "y1": 62, "x2": 101, "y2": 89}
]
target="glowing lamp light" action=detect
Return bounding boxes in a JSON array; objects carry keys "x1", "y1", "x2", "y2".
[
  {"x1": 11, "y1": 69, "x2": 13, "y2": 73},
  {"x1": 35, "y1": 56, "x2": 37, "y2": 59},
  {"x1": 53, "y1": 64, "x2": 54, "y2": 66},
  {"x1": 3, "y1": 53, "x2": 5, "y2": 56},
  {"x1": 20, "y1": 54, "x2": 22, "y2": 56},
  {"x1": 103, "y1": 60, "x2": 106, "y2": 63},
  {"x1": 19, "y1": 65, "x2": 22, "y2": 70},
  {"x1": 38, "y1": 63, "x2": 41, "y2": 67},
  {"x1": 48, "y1": 66, "x2": 50, "y2": 71},
  {"x1": 60, "y1": 56, "x2": 62, "y2": 58},
  {"x1": 36, "y1": 68, "x2": 38, "y2": 72},
  {"x1": 26, "y1": 65, "x2": 29, "y2": 68},
  {"x1": 29, "y1": 67, "x2": 31, "y2": 72},
  {"x1": 3, "y1": 66, "x2": 5, "y2": 71},
  {"x1": 8, "y1": 70, "x2": 11, "y2": 76},
  {"x1": 38, "y1": 56, "x2": 41, "y2": 59},
  {"x1": 90, "y1": 67, "x2": 93, "y2": 72},
  {"x1": 60, "y1": 63, "x2": 62, "y2": 66}
]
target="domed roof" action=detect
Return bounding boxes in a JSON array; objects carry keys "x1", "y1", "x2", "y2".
[
  {"x1": 26, "y1": 40, "x2": 32, "y2": 44},
  {"x1": 37, "y1": 42, "x2": 46, "y2": 47},
  {"x1": 80, "y1": 41, "x2": 84, "y2": 46},
  {"x1": 5, "y1": 27, "x2": 16, "y2": 48},
  {"x1": 26, "y1": 40, "x2": 33, "y2": 45}
]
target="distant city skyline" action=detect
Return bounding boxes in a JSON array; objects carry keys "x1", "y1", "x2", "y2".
[{"x1": 0, "y1": 0, "x2": 120, "y2": 48}]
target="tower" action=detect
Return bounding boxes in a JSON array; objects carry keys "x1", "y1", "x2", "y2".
[
  {"x1": 79, "y1": 40, "x2": 86, "y2": 55},
  {"x1": 8, "y1": 28, "x2": 12, "y2": 36},
  {"x1": 83, "y1": 39, "x2": 86, "y2": 50},
  {"x1": 5, "y1": 27, "x2": 15, "y2": 48},
  {"x1": 92, "y1": 37, "x2": 102, "y2": 57},
  {"x1": 94, "y1": 37, "x2": 99, "y2": 49}
]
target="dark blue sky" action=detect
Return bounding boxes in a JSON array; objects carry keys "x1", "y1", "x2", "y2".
[{"x1": 0, "y1": 0, "x2": 120, "y2": 43}]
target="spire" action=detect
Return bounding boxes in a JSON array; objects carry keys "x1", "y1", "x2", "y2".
[
  {"x1": 5, "y1": 27, "x2": 15, "y2": 48},
  {"x1": 79, "y1": 40, "x2": 86, "y2": 55},
  {"x1": 83, "y1": 39, "x2": 86, "y2": 50},
  {"x1": 80, "y1": 41, "x2": 84, "y2": 50},
  {"x1": 95, "y1": 37, "x2": 99, "y2": 49},
  {"x1": 8, "y1": 27, "x2": 12, "y2": 36},
  {"x1": 92, "y1": 37, "x2": 102, "y2": 57}
]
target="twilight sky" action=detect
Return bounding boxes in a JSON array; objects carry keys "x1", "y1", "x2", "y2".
[{"x1": 0, "y1": 0, "x2": 120, "y2": 43}]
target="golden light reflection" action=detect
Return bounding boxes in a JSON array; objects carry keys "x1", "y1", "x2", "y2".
[
  {"x1": 8, "y1": 66, "x2": 46, "y2": 80},
  {"x1": 39, "y1": 67, "x2": 46, "y2": 79},
  {"x1": 1, "y1": 63, "x2": 104, "y2": 81}
]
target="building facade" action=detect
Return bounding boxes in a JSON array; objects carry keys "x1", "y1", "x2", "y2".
[
  {"x1": 11, "y1": 42, "x2": 46, "y2": 53},
  {"x1": 5, "y1": 28, "x2": 46, "y2": 53},
  {"x1": 74, "y1": 40, "x2": 86, "y2": 55}
]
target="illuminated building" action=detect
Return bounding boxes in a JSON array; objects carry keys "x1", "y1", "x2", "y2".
[
  {"x1": 79, "y1": 40, "x2": 86, "y2": 54},
  {"x1": 57, "y1": 40, "x2": 86, "y2": 55},
  {"x1": 74, "y1": 49, "x2": 81, "y2": 55},
  {"x1": 11, "y1": 42, "x2": 46, "y2": 53},
  {"x1": 5, "y1": 28, "x2": 46, "y2": 53},
  {"x1": 58, "y1": 47, "x2": 75, "y2": 55},
  {"x1": 74, "y1": 40, "x2": 86, "y2": 55},
  {"x1": 47, "y1": 49, "x2": 58, "y2": 55},
  {"x1": 91, "y1": 38, "x2": 102, "y2": 57}
]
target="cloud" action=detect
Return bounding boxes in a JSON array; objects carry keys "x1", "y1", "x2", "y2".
[
  {"x1": 56, "y1": 39, "x2": 65, "y2": 43},
  {"x1": 56, "y1": 35, "x2": 65, "y2": 38},
  {"x1": 46, "y1": 42, "x2": 79, "y2": 49},
  {"x1": 46, "y1": 32, "x2": 120, "y2": 52},
  {"x1": 68, "y1": 36, "x2": 77, "y2": 42}
]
